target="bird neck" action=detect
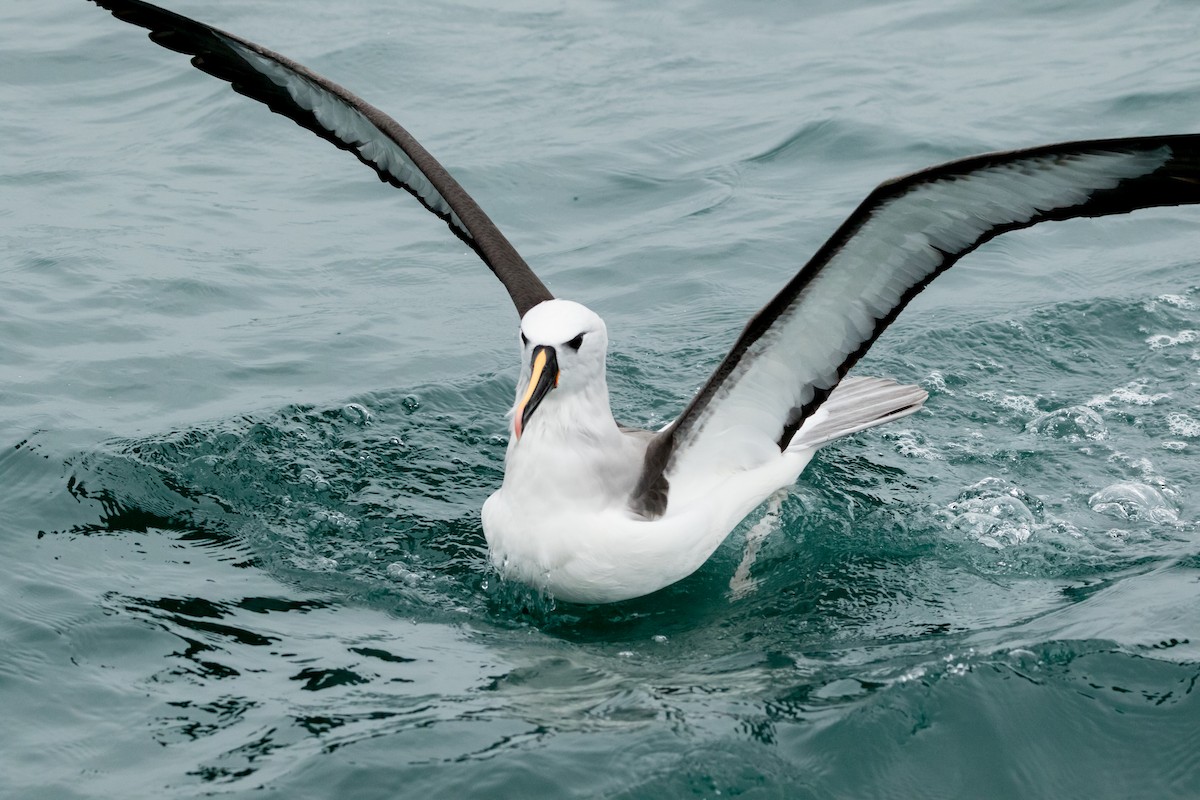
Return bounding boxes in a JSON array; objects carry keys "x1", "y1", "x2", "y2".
[
  {"x1": 503, "y1": 385, "x2": 641, "y2": 511},
  {"x1": 514, "y1": 381, "x2": 620, "y2": 447}
]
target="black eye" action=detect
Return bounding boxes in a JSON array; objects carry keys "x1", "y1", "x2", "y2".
[
  {"x1": 566, "y1": 334, "x2": 584, "y2": 351},
  {"x1": 520, "y1": 332, "x2": 529, "y2": 346}
]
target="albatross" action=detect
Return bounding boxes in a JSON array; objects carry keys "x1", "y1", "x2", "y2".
[{"x1": 88, "y1": 0, "x2": 1200, "y2": 603}]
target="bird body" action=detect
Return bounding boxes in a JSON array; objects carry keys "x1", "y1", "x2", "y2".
[
  {"x1": 86, "y1": 0, "x2": 1200, "y2": 603},
  {"x1": 481, "y1": 299, "x2": 922, "y2": 602},
  {"x1": 484, "y1": 444, "x2": 812, "y2": 604}
]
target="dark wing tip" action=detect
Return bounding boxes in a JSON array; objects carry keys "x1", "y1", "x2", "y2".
[
  {"x1": 87, "y1": 0, "x2": 553, "y2": 317},
  {"x1": 630, "y1": 133, "x2": 1200, "y2": 514}
]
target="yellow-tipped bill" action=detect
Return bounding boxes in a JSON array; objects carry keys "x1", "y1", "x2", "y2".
[{"x1": 514, "y1": 345, "x2": 558, "y2": 439}]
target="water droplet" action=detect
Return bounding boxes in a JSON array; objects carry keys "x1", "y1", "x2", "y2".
[
  {"x1": 342, "y1": 403, "x2": 371, "y2": 425},
  {"x1": 652, "y1": 634, "x2": 668, "y2": 644},
  {"x1": 1146, "y1": 329, "x2": 1199, "y2": 350},
  {"x1": 946, "y1": 477, "x2": 1039, "y2": 548},
  {"x1": 1158, "y1": 293, "x2": 1199, "y2": 310},
  {"x1": 299, "y1": 467, "x2": 331, "y2": 492},
  {"x1": 386, "y1": 562, "x2": 421, "y2": 586},
  {"x1": 309, "y1": 508, "x2": 357, "y2": 532},
  {"x1": 401, "y1": 395, "x2": 421, "y2": 414},
  {"x1": 1088, "y1": 482, "x2": 1178, "y2": 523},
  {"x1": 885, "y1": 428, "x2": 941, "y2": 460},
  {"x1": 1026, "y1": 405, "x2": 1107, "y2": 441},
  {"x1": 388, "y1": 436, "x2": 404, "y2": 446},
  {"x1": 978, "y1": 390, "x2": 1038, "y2": 417},
  {"x1": 1089, "y1": 381, "x2": 1169, "y2": 407},
  {"x1": 922, "y1": 370, "x2": 952, "y2": 395},
  {"x1": 1166, "y1": 412, "x2": 1200, "y2": 438},
  {"x1": 311, "y1": 556, "x2": 338, "y2": 571}
]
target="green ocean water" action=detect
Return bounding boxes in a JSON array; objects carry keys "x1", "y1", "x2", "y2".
[{"x1": 3, "y1": 0, "x2": 1200, "y2": 797}]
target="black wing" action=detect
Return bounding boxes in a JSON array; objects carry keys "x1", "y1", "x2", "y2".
[
  {"x1": 633, "y1": 135, "x2": 1200, "y2": 517},
  {"x1": 88, "y1": 0, "x2": 554, "y2": 317}
]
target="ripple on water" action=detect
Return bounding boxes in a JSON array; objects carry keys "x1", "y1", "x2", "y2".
[
  {"x1": 8, "y1": 0, "x2": 1200, "y2": 793},
  {"x1": 40, "y1": 380, "x2": 514, "y2": 625},
  {"x1": 9, "y1": 289, "x2": 1200, "y2": 796}
]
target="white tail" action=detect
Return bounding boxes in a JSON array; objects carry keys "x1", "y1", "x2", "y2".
[{"x1": 789, "y1": 376, "x2": 927, "y2": 450}]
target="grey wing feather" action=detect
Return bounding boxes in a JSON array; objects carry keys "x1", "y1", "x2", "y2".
[{"x1": 633, "y1": 135, "x2": 1200, "y2": 517}]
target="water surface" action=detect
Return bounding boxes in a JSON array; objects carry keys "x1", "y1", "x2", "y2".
[{"x1": 3, "y1": 0, "x2": 1200, "y2": 797}]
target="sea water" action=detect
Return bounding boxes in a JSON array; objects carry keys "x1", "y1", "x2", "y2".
[{"x1": 2, "y1": 0, "x2": 1199, "y2": 796}]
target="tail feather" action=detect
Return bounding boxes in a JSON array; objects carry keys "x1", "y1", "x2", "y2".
[{"x1": 788, "y1": 376, "x2": 927, "y2": 450}]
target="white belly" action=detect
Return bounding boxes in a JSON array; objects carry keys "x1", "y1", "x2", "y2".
[{"x1": 481, "y1": 447, "x2": 816, "y2": 603}]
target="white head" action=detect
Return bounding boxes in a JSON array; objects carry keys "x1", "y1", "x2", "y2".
[{"x1": 512, "y1": 299, "x2": 609, "y2": 439}]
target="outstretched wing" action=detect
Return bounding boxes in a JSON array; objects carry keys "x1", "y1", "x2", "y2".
[
  {"x1": 633, "y1": 135, "x2": 1200, "y2": 517},
  {"x1": 88, "y1": 0, "x2": 553, "y2": 317}
]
